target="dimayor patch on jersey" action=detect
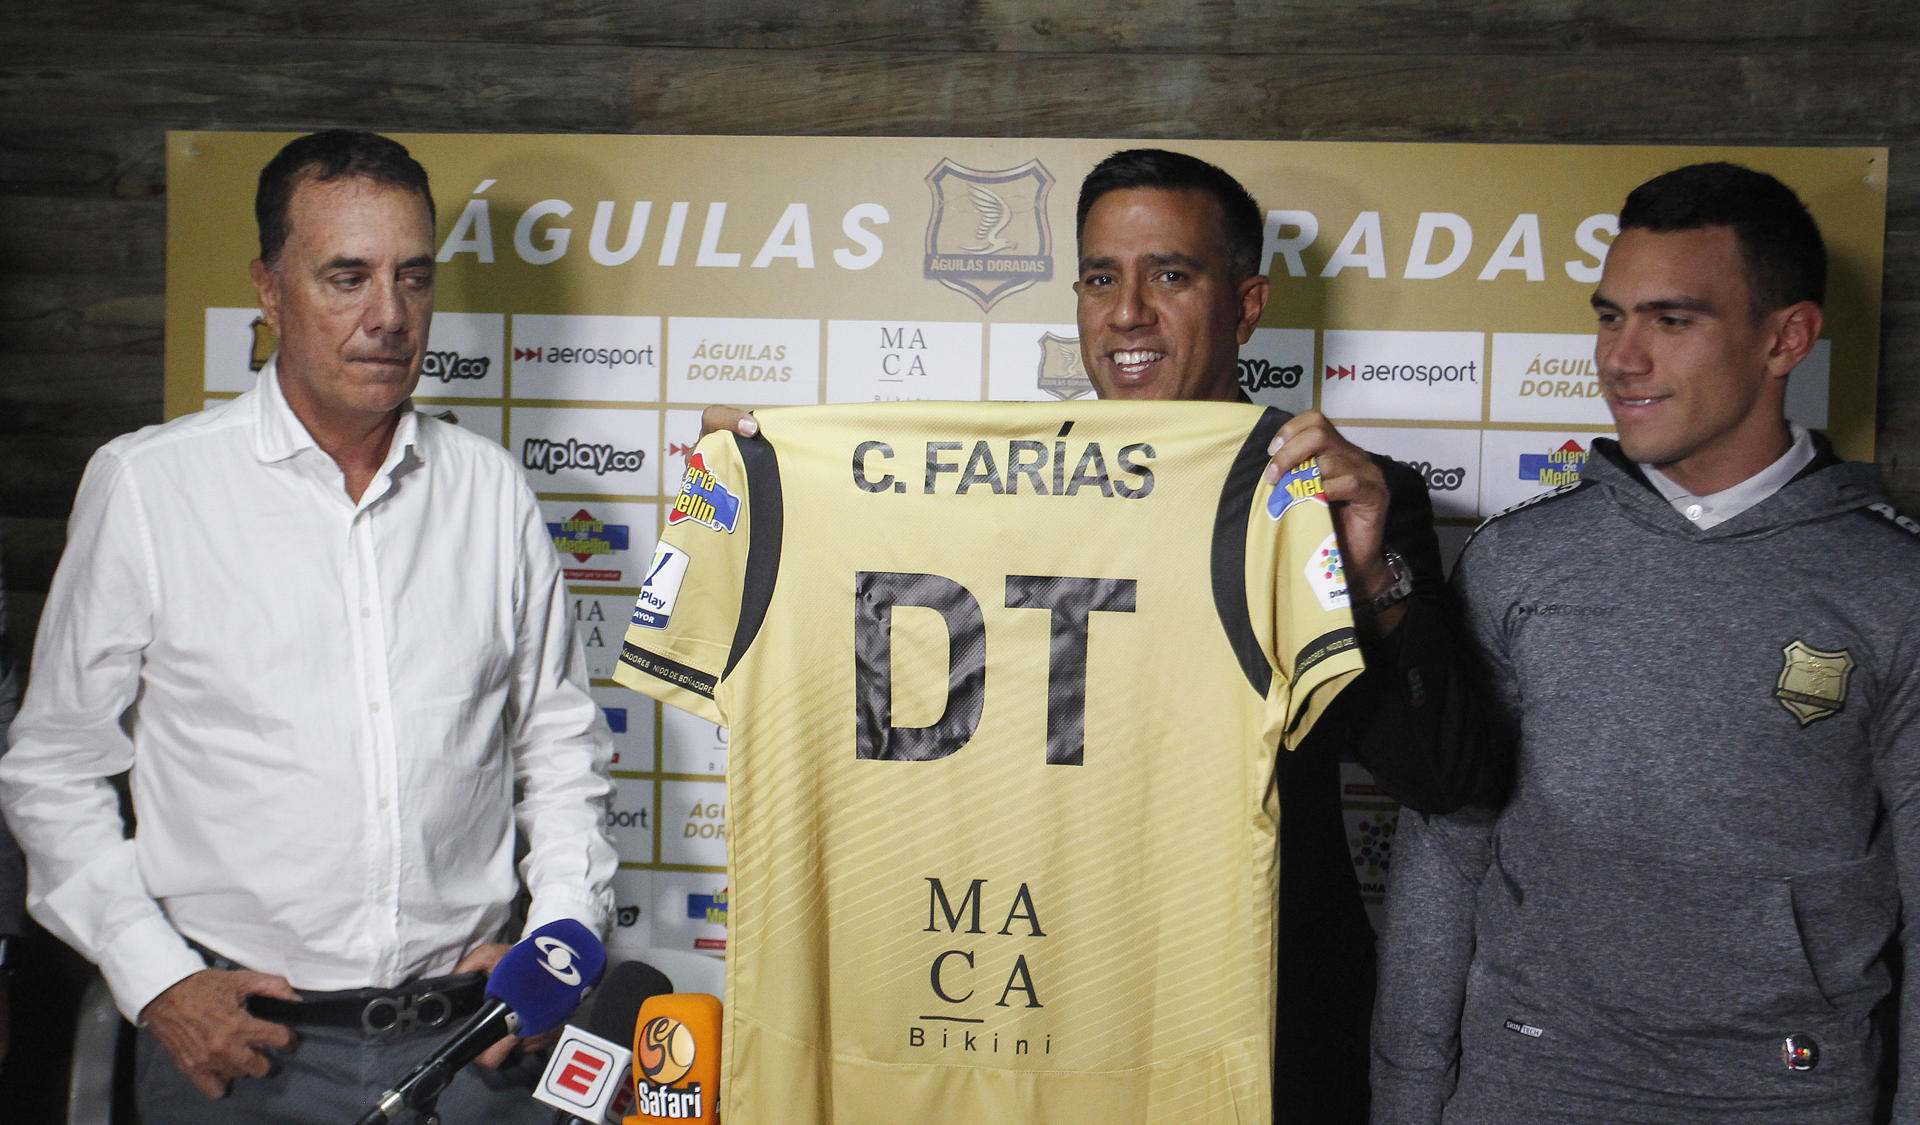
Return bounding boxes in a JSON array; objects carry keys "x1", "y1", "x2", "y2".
[
  {"x1": 1306, "y1": 531, "x2": 1350, "y2": 611},
  {"x1": 667, "y1": 451, "x2": 741, "y2": 533},
  {"x1": 632, "y1": 542, "x2": 693, "y2": 630},
  {"x1": 1267, "y1": 457, "x2": 1329, "y2": 521}
]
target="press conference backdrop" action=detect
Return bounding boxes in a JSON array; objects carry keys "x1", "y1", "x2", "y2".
[{"x1": 163, "y1": 132, "x2": 1888, "y2": 959}]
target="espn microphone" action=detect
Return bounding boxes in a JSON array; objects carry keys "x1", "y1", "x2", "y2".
[
  {"x1": 625, "y1": 992, "x2": 722, "y2": 1125},
  {"x1": 354, "y1": 919, "x2": 608, "y2": 1125},
  {"x1": 534, "y1": 960, "x2": 675, "y2": 1123}
]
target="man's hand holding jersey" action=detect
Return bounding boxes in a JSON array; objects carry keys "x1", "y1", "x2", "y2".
[{"x1": 1263, "y1": 410, "x2": 1406, "y2": 636}]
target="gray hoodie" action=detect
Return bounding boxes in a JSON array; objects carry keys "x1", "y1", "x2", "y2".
[{"x1": 1373, "y1": 437, "x2": 1920, "y2": 1124}]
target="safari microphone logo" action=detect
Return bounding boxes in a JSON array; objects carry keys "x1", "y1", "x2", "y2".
[
  {"x1": 632, "y1": 1006, "x2": 711, "y2": 1120},
  {"x1": 636, "y1": 1016, "x2": 697, "y2": 1086}
]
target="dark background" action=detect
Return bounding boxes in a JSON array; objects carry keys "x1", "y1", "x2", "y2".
[{"x1": 3, "y1": 1, "x2": 1918, "y2": 1116}]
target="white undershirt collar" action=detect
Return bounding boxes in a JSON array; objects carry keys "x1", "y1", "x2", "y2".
[{"x1": 1642, "y1": 423, "x2": 1815, "y2": 530}]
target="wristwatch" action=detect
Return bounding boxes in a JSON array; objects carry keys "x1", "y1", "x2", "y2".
[{"x1": 1353, "y1": 550, "x2": 1414, "y2": 620}]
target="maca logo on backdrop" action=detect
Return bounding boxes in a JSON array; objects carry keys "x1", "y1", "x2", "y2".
[
  {"x1": 923, "y1": 158, "x2": 1055, "y2": 312},
  {"x1": 1517, "y1": 440, "x2": 1588, "y2": 486},
  {"x1": 523, "y1": 438, "x2": 647, "y2": 476}
]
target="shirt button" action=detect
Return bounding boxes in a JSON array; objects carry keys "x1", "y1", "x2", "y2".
[
  {"x1": 378, "y1": 797, "x2": 391, "y2": 811},
  {"x1": 362, "y1": 606, "x2": 373, "y2": 619},
  {"x1": 1782, "y1": 1035, "x2": 1819, "y2": 1070},
  {"x1": 1684, "y1": 504, "x2": 1704, "y2": 520},
  {"x1": 370, "y1": 701, "x2": 381, "y2": 713}
]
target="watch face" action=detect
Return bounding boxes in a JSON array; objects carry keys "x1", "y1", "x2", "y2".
[
  {"x1": 1356, "y1": 552, "x2": 1414, "y2": 619},
  {"x1": 1388, "y1": 552, "x2": 1414, "y2": 596}
]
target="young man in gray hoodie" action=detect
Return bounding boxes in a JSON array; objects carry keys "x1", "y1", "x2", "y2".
[{"x1": 1371, "y1": 163, "x2": 1920, "y2": 1123}]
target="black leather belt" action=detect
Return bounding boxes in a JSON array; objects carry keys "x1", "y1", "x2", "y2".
[{"x1": 244, "y1": 972, "x2": 487, "y2": 1037}]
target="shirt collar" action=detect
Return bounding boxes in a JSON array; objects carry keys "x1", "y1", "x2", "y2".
[
  {"x1": 249, "y1": 355, "x2": 424, "y2": 472},
  {"x1": 1642, "y1": 422, "x2": 1814, "y2": 531}
]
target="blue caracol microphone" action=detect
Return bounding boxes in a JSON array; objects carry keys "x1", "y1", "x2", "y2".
[{"x1": 354, "y1": 919, "x2": 609, "y2": 1125}]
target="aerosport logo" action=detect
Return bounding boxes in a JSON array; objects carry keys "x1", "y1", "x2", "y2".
[
  {"x1": 1324, "y1": 360, "x2": 1478, "y2": 384},
  {"x1": 513, "y1": 344, "x2": 657, "y2": 368}
]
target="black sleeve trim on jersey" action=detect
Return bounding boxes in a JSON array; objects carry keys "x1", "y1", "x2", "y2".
[
  {"x1": 1212, "y1": 407, "x2": 1289, "y2": 697},
  {"x1": 1295, "y1": 627, "x2": 1358, "y2": 680},
  {"x1": 619, "y1": 644, "x2": 718, "y2": 700},
  {"x1": 725, "y1": 431, "x2": 784, "y2": 680}
]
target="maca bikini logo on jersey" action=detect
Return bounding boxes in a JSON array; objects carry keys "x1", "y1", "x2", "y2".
[
  {"x1": 666, "y1": 451, "x2": 740, "y2": 533},
  {"x1": 1776, "y1": 640, "x2": 1854, "y2": 726},
  {"x1": 1267, "y1": 457, "x2": 1328, "y2": 521}
]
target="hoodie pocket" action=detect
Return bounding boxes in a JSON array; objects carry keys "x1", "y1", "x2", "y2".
[{"x1": 1475, "y1": 839, "x2": 1890, "y2": 1034}]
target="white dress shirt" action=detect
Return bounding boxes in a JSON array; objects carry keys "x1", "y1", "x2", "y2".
[
  {"x1": 0, "y1": 362, "x2": 616, "y2": 1021},
  {"x1": 1643, "y1": 422, "x2": 1817, "y2": 530}
]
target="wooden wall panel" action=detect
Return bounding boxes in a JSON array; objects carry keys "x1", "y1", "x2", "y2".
[
  {"x1": 10, "y1": 2, "x2": 1919, "y2": 54},
  {"x1": 2, "y1": 1, "x2": 1917, "y2": 673}
]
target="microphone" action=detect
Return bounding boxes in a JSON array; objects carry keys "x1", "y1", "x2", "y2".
[
  {"x1": 628, "y1": 992, "x2": 722, "y2": 1124},
  {"x1": 354, "y1": 919, "x2": 608, "y2": 1125},
  {"x1": 533, "y1": 960, "x2": 675, "y2": 1123}
]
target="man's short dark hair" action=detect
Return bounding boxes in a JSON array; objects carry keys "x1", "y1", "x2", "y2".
[
  {"x1": 1617, "y1": 162, "x2": 1826, "y2": 316},
  {"x1": 1077, "y1": 149, "x2": 1264, "y2": 281},
  {"x1": 255, "y1": 130, "x2": 434, "y2": 264}
]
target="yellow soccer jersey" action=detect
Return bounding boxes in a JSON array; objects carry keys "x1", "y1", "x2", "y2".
[{"x1": 614, "y1": 400, "x2": 1362, "y2": 1124}]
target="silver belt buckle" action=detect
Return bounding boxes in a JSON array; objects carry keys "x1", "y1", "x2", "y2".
[{"x1": 360, "y1": 988, "x2": 455, "y2": 1036}]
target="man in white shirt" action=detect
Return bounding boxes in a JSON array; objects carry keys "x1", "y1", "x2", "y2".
[{"x1": 0, "y1": 130, "x2": 616, "y2": 1123}]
